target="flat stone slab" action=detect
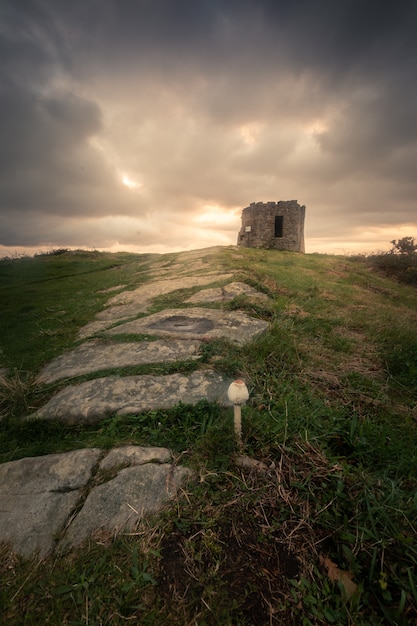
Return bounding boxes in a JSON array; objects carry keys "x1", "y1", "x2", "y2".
[
  {"x1": 78, "y1": 273, "x2": 233, "y2": 339},
  {"x1": 0, "y1": 446, "x2": 191, "y2": 558},
  {"x1": 38, "y1": 339, "x2": 201, "y2": 384},
  {"x1": 185, "y1": 282, "x2": 269, "y2": 304},
  {"x1": 30, "y1": 370, "x2": 227, "y2": 423},
  {"x1": 146, "y1": 247, "x2": 226, "y2": 278},
  {"x1": 0, "y1": 448, "x2": 102, "y2": 558},
  {"x1": 99, "y1": 445, "x2": 171, "y2": 470},
  {"x1": 61, "y1": 463, "x2": 192, "y2": 550},
  {"x1": 107, "y1": 307, "x2": 268, "y2": 344}
]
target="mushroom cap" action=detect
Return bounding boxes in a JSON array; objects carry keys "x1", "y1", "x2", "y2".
[{"x1": 227, "y1": 379, "x2": 249, "y2": 404}]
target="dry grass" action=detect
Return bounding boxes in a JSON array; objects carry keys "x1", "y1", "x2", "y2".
[
  {"x1": 0, "y1": 369, "x2": 39, "y2": 420},
  {"x1": 149, "y1": 441, "x2": 353, "y2": 625}
]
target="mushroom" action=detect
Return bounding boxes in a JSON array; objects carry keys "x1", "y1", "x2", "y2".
[{"x1": 227, "y1": 379, "x2": 249, "y2": 447}]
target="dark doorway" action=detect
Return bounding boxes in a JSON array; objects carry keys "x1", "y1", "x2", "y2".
[{"x1": 275, "y1": 215, "x2": 283, "y2": 237}]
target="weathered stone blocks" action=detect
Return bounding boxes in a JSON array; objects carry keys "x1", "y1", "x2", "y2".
[{"x1": 237, "y1": 200, "x2": 305, "y2": 252}]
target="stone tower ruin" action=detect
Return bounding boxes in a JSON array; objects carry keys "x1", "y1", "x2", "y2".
[{"x1": 237, "y1": 200, "x2": 306, "y2": 252}]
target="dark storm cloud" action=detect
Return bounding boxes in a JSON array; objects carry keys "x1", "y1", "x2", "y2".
[{"x1": 1, "y1": 0, "x2": 416, "y2": 252}]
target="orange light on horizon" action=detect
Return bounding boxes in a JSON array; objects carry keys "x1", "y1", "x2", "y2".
[{"x1": 193, "y1": 205, "x2": 240, "y2": 228}]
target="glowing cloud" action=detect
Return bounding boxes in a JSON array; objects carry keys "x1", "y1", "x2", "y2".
[
  {"x1": 121, "y1": 174, "x2": 140, "y2": 189},
  {"x1": 194, "y1": 205, "x2": 240, "y2": 230}
]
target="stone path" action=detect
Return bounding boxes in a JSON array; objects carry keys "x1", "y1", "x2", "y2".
[
  {"x1": 39, "y1": 339, "x2": 202, "y2": 384},
  {"x1": 78, "y1": 273, "x2": 234, "y2": 338},
  {"x1": 107, "y1": 307, "x2": 267, "y2": 343},
  {"x1": 32, "y1": 371, "x2": 227, "y2": 423},
  {"x1": 0, "y1": 446, "x2": 191, "y2": 558},
  {"x1": 1, "y1": 248, "x2": 270, "y2": 557}
]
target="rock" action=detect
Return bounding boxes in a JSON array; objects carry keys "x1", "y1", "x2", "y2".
[
  {"x1": 185, "y1": 282, "x2": 269, "y2": 303},
  {"x1": 78, "y1": 273, "x2": 233, "y2": 338},
  {"x1": 0, "y1": 446, "x2": 192, "y2": 558},
  {"x1": 61, "y1": 463, "x2": 192, "y2": 550},
  {"x1": 145, "y1": 247, "x2": 227, "y2": 278},
  {"x1": 0, "y1": 449, "x2": 102, "y2": 558},
  {"x1": 0, "y1": 250, "x2": 270, "y2": 559},
  {"x1": 38, "y1": 339, "x2": 202, "y2": 383},
  {"x1": 99, "y1": 445, "x2": 171, "y2": 470},
  {"x1": 30, "y1": 370, "x2": 227, "y2": 423},
  {"x1": 107, "y1": 307, "x2": 268, "y2": 344}
]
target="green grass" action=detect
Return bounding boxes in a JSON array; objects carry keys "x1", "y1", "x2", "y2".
[
  {"x1": 0, "y1": 250, "x2": 154, "y2": 371},
  {"x1": 1, "y1": 245, "x2": 417, "y2": 624}
]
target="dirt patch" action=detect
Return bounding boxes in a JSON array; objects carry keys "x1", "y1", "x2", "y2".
[
  {"x1": 261, "y1": 276, "x2": 294, "y2": 297},
  {"x1": 284, "y1": 303, "x2": 310, "y2": 318},
  {"x1": 159, "y1": 508, "x2": 301, "y2": 625},
  {"x1": 156, "y1": 448, "x2": 337, "y2": 625}
]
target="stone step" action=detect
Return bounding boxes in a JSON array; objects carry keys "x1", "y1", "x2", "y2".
[
  {"x1": 107, "y1": 307, "x2": 268, "y2": 344},
  {"x1": 79, "y1": 273, "x2": 233, "y2": 339},
  {"x1": 0, "y1": 446, "x2": 191, "y2": 558},
  {"x1": 30, "y1": 370, "x2": 228, "y2": 424},
  {"x1": 184, "y1": 281, "x2": 269, "y2": 303},
  {"x1": 38, "y1": 339, "x2": 202, "y2": 384}
]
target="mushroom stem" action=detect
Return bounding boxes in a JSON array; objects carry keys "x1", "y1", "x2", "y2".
[
  {"x1": 228, "y1": 379, "x2": 249, "y2": 450},
  {"x1": 233, "y1": 404, "x2": 242, "y2": 447}
]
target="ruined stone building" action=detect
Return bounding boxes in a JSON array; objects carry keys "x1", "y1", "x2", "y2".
[{"x1": 237, "y1": 200, "x2": 306, "y2": 252}]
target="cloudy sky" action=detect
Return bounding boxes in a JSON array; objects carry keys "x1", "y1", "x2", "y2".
[{"x1": 1, "y1": 0, "x2": 416, "y2": 256}]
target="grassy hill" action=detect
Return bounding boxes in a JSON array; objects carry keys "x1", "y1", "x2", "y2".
[{"x1": 1, "y1": 246, "x2": 416, "y2": 625}]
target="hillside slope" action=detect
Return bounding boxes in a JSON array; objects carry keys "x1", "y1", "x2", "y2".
[{"x1": 1, "y1": 246, "x2": 416, "y2": 625}]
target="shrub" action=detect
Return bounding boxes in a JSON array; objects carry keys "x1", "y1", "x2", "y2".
[
  {"x1": 368, "y1": 236, "x2": 417, "y2": 285},
  {"x1": 389, "y1": 236, "x2": 417, "y2": 255}
]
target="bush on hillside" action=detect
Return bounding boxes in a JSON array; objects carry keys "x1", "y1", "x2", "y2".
[
  {"x1": 367, "y1": 236, "x2": 417, "y2": 286},
  {"x1": 389, "y1": 236, "x2": 417, "y2": 255}
]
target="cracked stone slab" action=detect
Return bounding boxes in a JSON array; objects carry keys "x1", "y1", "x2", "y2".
[
  {"x1": 107, "y1": 307, "x2": 269, "y2": 345},
  {"x1": 99, "y1": 446, "x2": 171, "y2": 471},
  {"x1": 0, "y1": 449, "x2": 102, "y2": 558},
  {"x1": 185, "y1": 282, "x2": 269, "y2": 304},
  {"x1": 61, "y1": 463, "x2": 192, "y2": 550},
  {"x1": 38, "y1": 339, "x2": 202, "y2": 384},
  {"x1": 30, "y1": 370, "x2": 227, "y2": 423},
  {"x1": 78, "y1": 273, "x2": 233, "y2": 339},
  {"x1": 147, "y1": 247, "x2": 225, "y2": 277},
  {"x1": 0, "y1": 446, "x2": 191, "y2": 558}
]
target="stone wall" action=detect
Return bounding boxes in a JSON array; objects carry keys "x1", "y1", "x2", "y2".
[{"x1": 237, "y1": 200, "x2": 305, "y2": 252}]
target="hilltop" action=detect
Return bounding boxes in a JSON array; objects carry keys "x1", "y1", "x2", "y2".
[{"x1": 0, "y1": 246, "x2": 416, "y2": 625}]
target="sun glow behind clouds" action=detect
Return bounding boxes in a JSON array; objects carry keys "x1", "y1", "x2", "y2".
[
  {"x1": 238, "y1": 122, "x2": 262, "y2": 146},
  {"x1": 121, "y1": 173, "x2": 141, "y2": 189},
  {"x1": 309, "y1": 119, "x2": 328, "y2": 135},
  {"x1": 90, "y1": 140, "x2": 142, "y2": 190}
]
